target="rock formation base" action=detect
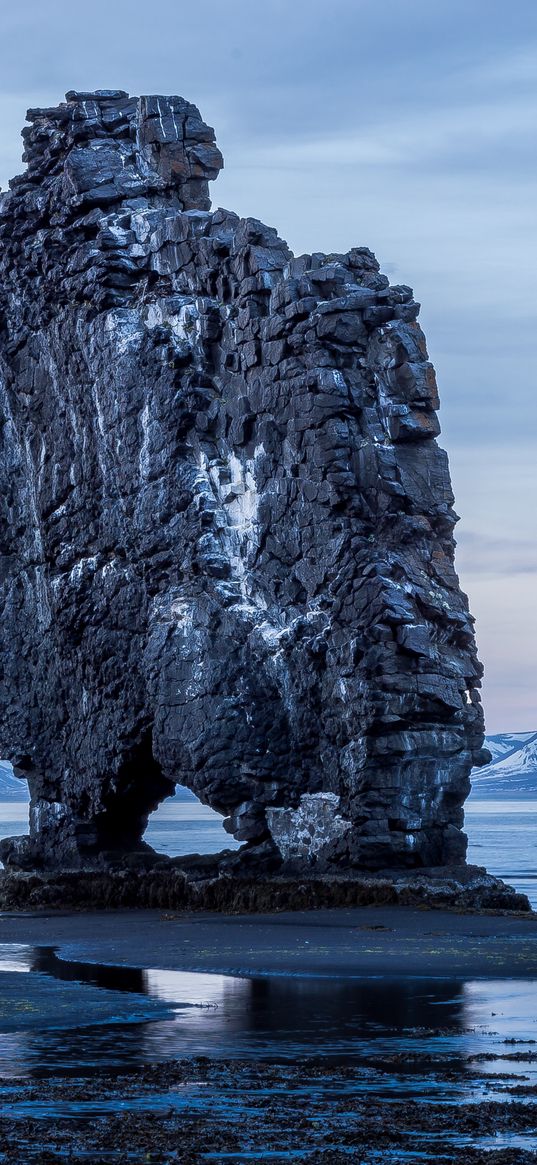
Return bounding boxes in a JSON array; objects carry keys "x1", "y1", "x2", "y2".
[{"x1": 0, "y1": 859, "x2": 530, "y2": 914}]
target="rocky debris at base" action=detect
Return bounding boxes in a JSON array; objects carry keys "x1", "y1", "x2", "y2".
[{"x1": 0, "y1": 862, "x2": 530, "y2": 913}]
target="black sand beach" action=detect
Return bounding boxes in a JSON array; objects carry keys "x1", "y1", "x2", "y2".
[{"x1": 1, "y1": 905, "x2": 537, "y2": 978}]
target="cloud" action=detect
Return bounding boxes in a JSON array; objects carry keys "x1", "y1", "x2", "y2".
[
  {"x1": 455, "y1": 531, "x2": 537, "y2": 578},
  {"x1": 236, "y1": 94, "x2": 537, "y2": 171}
]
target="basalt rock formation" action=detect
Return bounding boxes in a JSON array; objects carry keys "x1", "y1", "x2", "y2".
[{"x1": 0, "y1": 91, "x2": 489, "y2": 873}]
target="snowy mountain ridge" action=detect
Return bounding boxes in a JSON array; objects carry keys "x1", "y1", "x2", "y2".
[
  {"x1": 471, "y1": 731, "x2": 537, "y2": 796},
  {"x1": 0, "y1": 761, "x2": 28, "y2": 801},
  {"x1": 484, "y1": 731, "x2": 537, "y2": 763}
]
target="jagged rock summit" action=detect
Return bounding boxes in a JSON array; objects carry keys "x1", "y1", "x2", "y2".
[{"x1": 0, "y1": 90, "x2": 488, "y2": 874}]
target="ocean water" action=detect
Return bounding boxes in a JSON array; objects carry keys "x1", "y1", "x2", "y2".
[
  {"x1": 0, "y1": 798, "x2": 240, "y2": 866},
  {"x1": 0, "y1": 796, "x2": 536, "y2": 908},
  {"x1": 465, "y1": 797, "x2": 537, "y2": 908},
  {"x1": 144, "y1": 798, "x2": 242, "y2": 857}
]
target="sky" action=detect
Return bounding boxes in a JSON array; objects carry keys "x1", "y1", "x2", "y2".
[{"x1": 0, "y1": 0, "x2": 535, "y2": 732}]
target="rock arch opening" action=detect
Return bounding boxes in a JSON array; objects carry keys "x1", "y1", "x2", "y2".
[
  {"x1": 95, "y1": 730, "x2": 242, "y2": 865},
  {"x1": 90, "y1": 731, "x2": 177, "y2": 858},
  {"x1": 143, "y1": 786, "x2": 241, "y2": 860}
]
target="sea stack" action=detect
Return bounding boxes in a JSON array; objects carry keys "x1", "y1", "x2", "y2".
[{"x1": 0, "y1": 91, "x2": 488, "y2": 872}]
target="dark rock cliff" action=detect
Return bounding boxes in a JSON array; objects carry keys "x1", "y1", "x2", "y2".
[{"x1": 0, "y1": 90, "x2": 488, "y2": 873}]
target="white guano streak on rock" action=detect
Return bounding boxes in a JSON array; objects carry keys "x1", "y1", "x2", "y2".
[
  {"x1": 198, "y1": 449, "x2": 263, "y2": 611},
  {"x1": 156, "y1": 97, "x2": 167, "y2": 142},
  {"x1": 143, "y1": 299, "x2": 200, "y2": 346},
  {"x1": 30, "y1": 799, "x2": 68, "y2": 837},
  {"x1": 138, "y1": 402, "x2": 151, "y2": 481},
  {"x1": 105, "y1": 309, "x2": 145, "y2": 355}
]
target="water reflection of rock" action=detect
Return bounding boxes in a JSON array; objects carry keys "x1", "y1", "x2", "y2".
[
  {"x1": 23, "y1": 948, "x2": 474, "y2": 1070},
  {"x1": 31, "y1": 947, "x2": 147, "y2": 995},
  {"x1": 31, "y1": 948, "x2": 469, "y2": 1035}
]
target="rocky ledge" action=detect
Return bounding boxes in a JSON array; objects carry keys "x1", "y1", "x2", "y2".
[
  {"x1": 0, "y1": 90, "x2": 488, "y2": 876},
  {"x1": 0, "y1": 862, "x2": 530, "y2": 914}
]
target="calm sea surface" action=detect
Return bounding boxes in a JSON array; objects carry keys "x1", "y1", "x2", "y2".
[
  {"x1": 0, "y1": 796, "x2": 536, "y2": 908},
  {"x1": 465, "y1": 798, "x2": 537, "y2": 908}
]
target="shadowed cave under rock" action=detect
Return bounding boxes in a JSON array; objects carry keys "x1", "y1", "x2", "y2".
[{"x1": 0, "y1": 90, "x2": 490, "y2": 876}]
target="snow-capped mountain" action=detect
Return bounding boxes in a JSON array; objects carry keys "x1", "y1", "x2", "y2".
[
  {"x1": 483, "y1": 731, "x2": 537, "y2": 764},
  {"x1": 471, "y1": 731, "x2": 537, "y2": 796},
  {"x1": 0, "y1": 761, "x2": 29, "y2": 801}
]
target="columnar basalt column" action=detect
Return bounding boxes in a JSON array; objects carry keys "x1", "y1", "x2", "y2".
[{"x1": 0, "y1": 91, "x2": 488, "y2": 871}]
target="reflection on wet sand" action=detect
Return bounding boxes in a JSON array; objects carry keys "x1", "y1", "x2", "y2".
[
  {"x1": 31, "y1": 947, "x2": 147, "y2": 995},
  {"x1": 1, "y1": 946, "x2": 537, "y2": 1159},
  {"x1": 0, "y1": 943, "x2": 490, "y2": 1079},
  {"x1": 0, "y1": 946, "x2": 536, "y2": 1086},
  {"x1": 0, "y1": 944, "x2": 471, "y2": 1080}
]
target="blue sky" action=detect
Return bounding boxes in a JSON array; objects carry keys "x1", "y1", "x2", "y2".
[{"x1": 0, "y1": 0, "x2": 535, "y2": 730}]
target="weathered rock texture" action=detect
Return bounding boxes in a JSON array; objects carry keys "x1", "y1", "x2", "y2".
[
  {"x1": 0, "y1": 91, "x2": 488, "y2": 873},
  {"x1": 0, "y1": 863, "x2": 531, "y2": 915}
]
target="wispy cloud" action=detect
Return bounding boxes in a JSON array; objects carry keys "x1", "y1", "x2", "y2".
[
  {"x1": 234, "y1": 95, "x2": 537, "y2": 171},
  {"x1": 456, "y1": 531, "x2": 537, "y2": 578}
]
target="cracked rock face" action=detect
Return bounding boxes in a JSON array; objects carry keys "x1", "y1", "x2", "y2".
[{"x1": 0, "y1": 91, "x2": 487, "y2": 872}]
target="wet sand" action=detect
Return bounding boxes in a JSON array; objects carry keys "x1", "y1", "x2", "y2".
[
  {"x1": 1, "y1": 905, "x2": 537, "y2": 978},
  {"x1": 3, "y1": 907, "x2": 537, "y2": 1163}
]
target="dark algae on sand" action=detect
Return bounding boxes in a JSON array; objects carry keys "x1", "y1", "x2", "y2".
[{"x1": 3, "y1": 1059, "x2": 537, "y2": 1164}]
